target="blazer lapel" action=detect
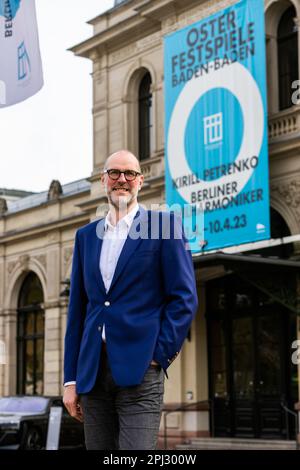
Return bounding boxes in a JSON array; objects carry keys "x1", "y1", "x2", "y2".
[
  {"x1": 108, "y1": 206, "x2": 148, "y2": 293},
  {"x1": 95, "y1": 218, "x2": 107, "y2": 294}
]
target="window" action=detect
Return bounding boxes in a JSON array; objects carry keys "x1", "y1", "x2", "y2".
[
  {"x1": 138, "y1": 72, "x2": 153, "y2": 161},
  {"x1": 277, "y1": 6, "x2": 298, "y2": 110},
  {"x1": 17, "y1": 273, "x2": 44, "y2": 395}
]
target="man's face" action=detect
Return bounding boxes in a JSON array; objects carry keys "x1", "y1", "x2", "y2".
[{"x1": 101, "y1": 152, "x2": 144, "y2": 211}]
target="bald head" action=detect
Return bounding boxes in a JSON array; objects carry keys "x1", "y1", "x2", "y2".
[
  {"x1": 104, "y1": 150, "x2": 141, "y2": 173},
  {"x1": 101, "y1": 149, "x2": 144, "y2": 217}
]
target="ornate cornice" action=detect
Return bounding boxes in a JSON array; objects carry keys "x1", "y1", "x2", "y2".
[
  {"x1": 7, "y1": 254, "x2": 47, "y2": 279},
  {"x1": 19, "y1": 254, "x2": 30, "y2": 272},
  {"x1": 271, "y1": 179, "x2": 300, "y2": 222}
]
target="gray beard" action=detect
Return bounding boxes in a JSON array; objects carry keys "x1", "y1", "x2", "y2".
[{"x1": 108, "y1": 193, "x2": 135, "y2": 212}]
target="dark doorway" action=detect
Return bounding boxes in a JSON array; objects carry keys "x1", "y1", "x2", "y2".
[
  {"x1": 17, "y1": 272, "x2": 45, "y2": 395},
  {"x1": 207, "y1": 273, "x2": 297, "y2": 438},
  {"x1": 138, "y1": 72, "x2": 153, "y2": 161}
]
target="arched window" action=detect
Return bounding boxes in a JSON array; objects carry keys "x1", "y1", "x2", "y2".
[
  {"x1": 138, "y1": 72, "x2": 153, "y2": 161},
  {"x1": 17, "y1": 273, "x2": 44, "y2": 395},
  {"x1": 277, "y1": 6, "x2": 298, "y2": 110}
]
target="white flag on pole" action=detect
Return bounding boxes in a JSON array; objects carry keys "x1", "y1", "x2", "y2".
[{"x1": 0, "y1": 0, "x2": 43, "y2": 107}]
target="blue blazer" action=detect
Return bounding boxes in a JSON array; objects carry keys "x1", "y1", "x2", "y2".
[{"x1": 64, "y1": 206, "x2": 198, "y2": 393}]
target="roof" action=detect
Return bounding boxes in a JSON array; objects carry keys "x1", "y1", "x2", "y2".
[
  {"x1": 87, "y1": 0, "x2": 133, "y2": 25},
  {"x1": 114, "y1": 0, "x2": 128, "y2": 6},
  {"x1": 6, "y1": 179, "x2": 90, "y2": 215},
  {"x1": 0, "y1": 188, "x2": 35, "y2": 199},
  {"x1": 192, "y1": 252, "x2": 300, "y2": 270}
]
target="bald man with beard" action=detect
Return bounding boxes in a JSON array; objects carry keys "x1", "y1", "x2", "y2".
[{"x1": 63, "y1": 150, "x2": 198, "y2": 450}]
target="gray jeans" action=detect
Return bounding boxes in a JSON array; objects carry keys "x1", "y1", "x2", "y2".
[{"x1": 80, "y1": 350, "x2": 164, "y2": 450}]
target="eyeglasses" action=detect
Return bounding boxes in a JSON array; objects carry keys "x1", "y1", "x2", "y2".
[{"x1": 103, "y1": 169, "x2": 141, "y2": 181}]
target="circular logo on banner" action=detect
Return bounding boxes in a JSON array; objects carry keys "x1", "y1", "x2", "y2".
[
  {"x1": 0, "y1": 0, "x2": 21, "y2": 19},
  {"x1": 167, "y1": 62, "x2": 264, "y2": 207}
]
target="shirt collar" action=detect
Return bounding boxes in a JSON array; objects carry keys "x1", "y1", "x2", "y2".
[{"x1": 104, "y1": 204, "x2": 139, "y2": 231}]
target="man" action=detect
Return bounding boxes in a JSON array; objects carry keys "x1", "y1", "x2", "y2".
[{"x1": 63, "y1": 150, "x2": 198, "y2": 450}]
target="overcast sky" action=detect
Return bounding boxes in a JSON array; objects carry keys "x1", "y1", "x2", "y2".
[{"x1": 0, "y1": 0, "x2": 114, "y2": 193}]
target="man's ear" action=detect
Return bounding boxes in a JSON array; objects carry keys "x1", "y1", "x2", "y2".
[{"x1": 139, "y1": 175, "x2": 144, "y2": 190}]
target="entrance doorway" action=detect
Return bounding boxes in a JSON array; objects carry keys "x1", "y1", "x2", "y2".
[
  {"x1": 17, "y1": 272, "x2": 45, "y2": 395},
  {"x1": 207, "y1": 274, "x2": 297, "y2": 439}
]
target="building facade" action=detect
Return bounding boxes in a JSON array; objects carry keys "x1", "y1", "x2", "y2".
[{"x1": 1, "y1": 0, "x2": 300, "y2": 445}]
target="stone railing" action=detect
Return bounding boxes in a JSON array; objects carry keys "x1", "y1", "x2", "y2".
[{"x1": 268, "y1": 105, "x2": 300, "y2": 142}]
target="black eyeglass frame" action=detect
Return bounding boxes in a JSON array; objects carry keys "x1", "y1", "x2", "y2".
[{"x1": 103, "y1": 169, "x2": 142, "y2": 181}]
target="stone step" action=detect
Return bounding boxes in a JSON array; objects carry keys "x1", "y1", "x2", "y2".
[{"x1": 176, "y1": 438, "x2": 297, "y2": 451}]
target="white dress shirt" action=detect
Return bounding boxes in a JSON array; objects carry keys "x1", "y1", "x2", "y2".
[
  {"x1": 100, "y1": 204, "x2": 139, "y2": 340},
  {"x1": 64, "y1": 204, "x2": 139, "y2": 387}
]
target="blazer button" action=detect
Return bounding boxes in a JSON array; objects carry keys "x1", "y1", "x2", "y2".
[
  {"x1": 98, "y1": 326, "x2": 102, "y2": 332},
  {"x1": 104, "y1": 301, "x2": 110, "y2": 307}
]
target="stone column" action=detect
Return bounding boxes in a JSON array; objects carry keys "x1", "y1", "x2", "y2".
[
  {"x1": 60, "y1": 298, "x2": 69, "y2": 390},
  {"x1": 92, "y1": 49, "x2": 109, "y2": 172},
  {"x1": 44, "y1": 232, "x2": 61, "y2": 395},
  {"x1": 3, "y1": 309, "x2": 17, "y2": 395},
  {"x1": 160, "y1": 353, "x2": 183, "y2": 449},
  {"x1": 43, "y1": 302, "x2": 62, "y2": 396},
  {"x1": 181, "y1": 314, "x2": 210, "y2": 441},
  {"x1": 90, "y1": 49, "x2": 110, "y2": 201}
]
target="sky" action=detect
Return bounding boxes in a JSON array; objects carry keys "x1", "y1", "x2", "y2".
[{"x1": 0, "y1": 0, "x2": 114, "y2": 193}]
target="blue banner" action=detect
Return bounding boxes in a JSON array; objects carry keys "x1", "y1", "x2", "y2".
[{"x1": 164, "y1": 0, "x2": 270, "y2": 252}]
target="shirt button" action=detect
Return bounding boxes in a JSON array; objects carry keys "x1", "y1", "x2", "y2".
[
  {"x1": 98, "y1": 326, "x2": 102, "y2": 332},
  {"x1": 104, "y1": 301, "x2": 110, "y2": 307}
]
